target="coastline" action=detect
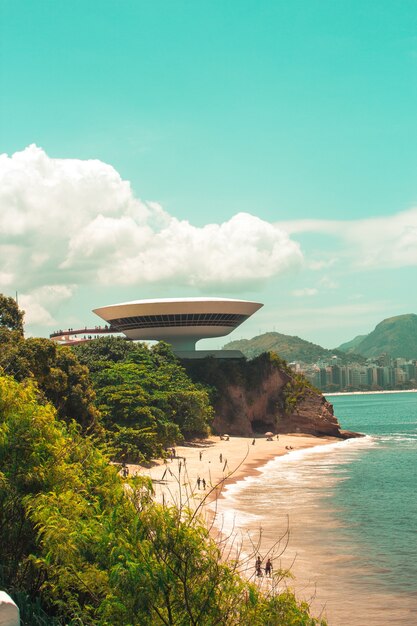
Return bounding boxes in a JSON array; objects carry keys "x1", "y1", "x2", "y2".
[
  {"x1": 131, "y1": 433, "x2": 417, "y2": 625},
  {"x1": 325, "y1": 388, "x2": 417, "y2": 397},
  {"x1": 130, "y1": 433, "x2": 342, "y2": 510}
]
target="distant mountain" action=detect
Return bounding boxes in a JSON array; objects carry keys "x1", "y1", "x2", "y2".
[
  {"x1": 336, "y1": 335, "x2": 367, "y2": 354},
  {"x1": 340, "y1": 314, "x2": 417, "y2": 359},
  {"x1": 224, "y1": 331, "x2": 364, "y2": 364}
]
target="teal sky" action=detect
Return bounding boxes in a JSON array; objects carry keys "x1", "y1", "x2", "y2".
[{"x1": 1, "y1": 1, "x2": 417, "y2": 349}]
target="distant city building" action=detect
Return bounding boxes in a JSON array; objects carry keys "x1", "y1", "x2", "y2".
[{"x1": 294, "y1": 356, "x2": 417, "y2": 392}]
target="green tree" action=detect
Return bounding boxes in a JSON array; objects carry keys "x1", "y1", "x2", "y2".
[
  {"x1": 0, "y1": 374, "x2": 123, "y2": 622},
  {"x1": 93, "y1": 361, "x2": 177, "y2": 461},
  {"x1": 74, "y1": 335, "x2": 138, "y2": 372},
  {"x1": 0, "y1": 293, "x2": 24, "y2": 335},
  {"x1": 0, "y1": 327, "x2": 26, "y2": 377},
  {"x1": 75, "y1": 339, "x2": 213, "y2": 460},
  {"x1": 167, "y1": 389, "x2": 212, "y2": 438},
  {"x1": 0, "y1": 329, "x2": 99, "y2": 432},
  {"x1": 17, "y1": 338, "x2": 99, "y2": 431}
]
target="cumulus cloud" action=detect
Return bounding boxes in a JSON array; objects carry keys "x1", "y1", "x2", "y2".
[
  {"x1": 18, "y1": 285, "x2": 76, "y2": 327},
  {"x1": 0, "y1": 145, "x2": 303, "y2": 324}
]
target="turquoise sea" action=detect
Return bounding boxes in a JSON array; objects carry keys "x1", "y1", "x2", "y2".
[{"x1": 214, "y1": 391, "x2": 417, "y2": 625}]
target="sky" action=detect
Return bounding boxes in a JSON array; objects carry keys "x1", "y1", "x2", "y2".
[{"x1": 1, "y1": 0, "x2": 417, "y2": 349}]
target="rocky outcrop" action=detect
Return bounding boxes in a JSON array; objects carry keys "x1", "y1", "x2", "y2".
[
  {"x1": 212, "y1": 366, "x2": 290, "y2": 436},
  {"x1": 183, "y1": 353, "x2": 362, "y2": 439},
  {"x1": 211, "y1": 374, "x2": 351, "y2": 438},
  {"x1": 276, "y1": 389, "x2": 348, "y2": 438}
]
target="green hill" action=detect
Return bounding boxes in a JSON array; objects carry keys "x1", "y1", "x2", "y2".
[
  {"x1": 224, "y1": 331, "x2": 364, "y2": 364},
  {"x1": 226, "y1": 314, "x2": 417, "y2": 363},
  {"x1": 337, "y1": 334, "x2": 367, "y2": 353},
  {"x1": 346, "y1": 313, "x2": 417, "y2": 359}
]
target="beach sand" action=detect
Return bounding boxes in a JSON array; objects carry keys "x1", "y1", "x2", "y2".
[
  {"x1": 124, "y1": 434, "x2": 341, "y2": 609},
  {"x1": 125, "y1": 434, "x2": 416, "y2": 625},
  {"x1": 127, "y1": 433, "x2": 340, "y2": 511}
]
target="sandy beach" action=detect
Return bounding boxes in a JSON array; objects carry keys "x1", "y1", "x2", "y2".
[
  {"x1": 128, "y1": 433, "x2": 340, "y2": 512},
  {"x1": 125, "y1": 433, "x2": 341, "y2": 600}
]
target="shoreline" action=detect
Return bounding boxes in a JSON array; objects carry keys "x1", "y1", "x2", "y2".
[
  {"x1": 128, "y1": 433, "x2": 362, "y2": 623},
  {"x1": 325, "y1": 388, "x2": 417, "y2": 397},
  {"x1": 129, "y1": 433, "x2": 342, "y2": 511}
]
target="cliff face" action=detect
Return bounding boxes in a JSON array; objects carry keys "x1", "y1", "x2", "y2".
[
  {"x1": 183, "y1": 353, "x2": 360, "y2": 440},
  {"x1": 212, "y1": 366, "x2": 290, "y2": 436},
  {"x1": 211, "y1": 369, "x2": 349, "y2": 438},
  {"x1": 276, "y1": 389, "x2": 343, "y2": 437}
]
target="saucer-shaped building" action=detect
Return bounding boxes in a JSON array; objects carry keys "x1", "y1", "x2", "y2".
[{"x1": 93, "y1": 297, "x2": 263, "y2": 356}]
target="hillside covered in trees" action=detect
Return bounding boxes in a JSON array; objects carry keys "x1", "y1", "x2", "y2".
[
  {"x1": 0, "y1": 294, "x2": 329, "y2": 624},
  {"x1": 225, "y1": 313, "x2": 417, "y2": 364},
  {"x1": 224, "y1": 331, "x2": 365, "y2": 364},
  {"x1": 336, "y1": 313, "x2": 417, "y2": 359}
]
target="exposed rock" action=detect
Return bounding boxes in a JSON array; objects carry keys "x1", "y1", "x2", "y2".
[
  {"x1": 277, "y1": 389, "x2": 360, "y2": 438},
  {"x1": 183, "y1": 352, "x2": 363, "y2": 439},
  {"x1": 212, "y1": 366, "x2": 290, "y2": 436}
]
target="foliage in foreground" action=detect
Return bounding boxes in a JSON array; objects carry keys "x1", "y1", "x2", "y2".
[{"x1": 0, "y1": 374, "x2": 327, "y2": 625}]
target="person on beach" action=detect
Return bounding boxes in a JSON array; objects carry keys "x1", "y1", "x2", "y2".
[
  {"x1": 252, "y1": 438, "x2": 256, "y2": 445},
  {"x1": 199, "y1": 451, "x2": 203, "y2": 461},
  {"x1": 219, "y1": 453, "x2": 222, "y2": 463},
  {"x1": 265, "y1": 558, "x2": 272, "y2": 577},
  {"x1": 202, "y1": 478, "x2": 206, "y2": 489},
  {"x1": 255, "y1": 556, "x2": 262, "y2": 577},
  {"x1": 197, "y1": 476, "x2": 201, "y2": 489}
]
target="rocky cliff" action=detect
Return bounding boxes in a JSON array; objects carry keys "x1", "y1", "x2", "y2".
[
  {"x1": 276, "y1": 389, "x2": 355, "y2": 438},
  {"x1": 182, "y1": 352, "x2": 361, "y2": 439},
  {"x1": 211, "y1": 365, "x2": 290, "y2": 436}
]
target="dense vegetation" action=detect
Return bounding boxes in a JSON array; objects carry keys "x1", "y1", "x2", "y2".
[
  {"x1": 225, "y1": 331, "x2": 365, "y2": 365},
  {"x1": 74, "y1": 337, "x2": 213, "y2": 462},
  {"x1": 0, "y1": 294, "x2": 328, "y2": 624},
  {"x1": 0, "y1": 374, "x2": 327, "y2": 625},
  {"x1": 0, "y1": 295, "x2": 213, "y2": 463}
]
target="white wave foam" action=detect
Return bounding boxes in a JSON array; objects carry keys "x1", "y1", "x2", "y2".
[{"x1": 216, "y1": 435, "x2": 375, "y2": 506}]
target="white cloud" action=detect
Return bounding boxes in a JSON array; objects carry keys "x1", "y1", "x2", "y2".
[
  {"x1": 292, "y1": 287, "x2": 318, "y2": 297},
  {"x1": 318, "y1": 276, "x2": 338, "y2": 290},
  {"x1": 18, "y1": 285, "x2": 75, "y2": 327},
  {"x1": 307, "y1": 259, "x2": 336, "y2": 271},
  {"x1": 18, "y1": 295, "x2": 56, "y2": 327},
  {"x1": 0, "y1": 145, "x2": 303, "y2": 324},
  {"x1": 279, "y1": 207, "x2": 417, "y2": 270}
]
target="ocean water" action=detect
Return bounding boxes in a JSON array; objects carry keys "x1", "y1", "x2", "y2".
[{"x1": 212, "y1": 391, "x2": 417, "y2": 625}]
